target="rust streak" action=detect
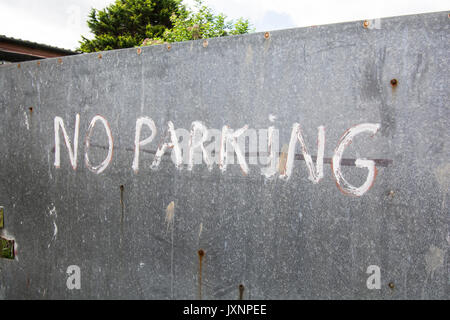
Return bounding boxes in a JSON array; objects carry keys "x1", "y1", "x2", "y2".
[{"x1": 198, "y1": 249, "x2": 205, "y2": 300}]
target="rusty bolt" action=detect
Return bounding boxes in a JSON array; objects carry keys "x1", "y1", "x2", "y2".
[
  {"x1": 29, "y1": 107, "x2": 33, "y2": 113},
  {"x1": 198, "y1": 249, "x2": 205, "y2": 257},
  {"x1": 98, "y1": 53, "x2": 103, "y2": 59},
  {"x1": 203, "y1": 40, "x2": 208, "y2": 48},
  {"x1": 167, "y1": 44, "x2": 172, "y2": 51},
  {"x1": 363, "y1": 20, "x2": 370, "y2": 28},
  {"x1": 57, "y1": 58, "x2": 62, "y2": 64},
  {"x1": 388, "y1": 282, "x2": 395, "y2": 289},
  {"x1": 390, "y1": 78, "x2": 398, "y2": 87},
  {"x1": 264, "y1": 32, "x2": 270, "y2": 39},
  {"x1": 17, "y1": 64, "x2": 21, "y2": 69},
  {"x1": 137, "y1": 48, "x2": 142, "y2": 55},
  {"x1": 37, "y1": 61, "x2": 40, "y2": 66}
]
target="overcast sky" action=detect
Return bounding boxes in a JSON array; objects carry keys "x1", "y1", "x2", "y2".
[{"x1": 0, "y1": 0, "x2": 448, "y2": 50}]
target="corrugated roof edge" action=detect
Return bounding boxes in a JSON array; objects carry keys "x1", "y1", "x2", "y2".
[{"x1": 0, "y1": 34, "x2": 78, "y2": 55}]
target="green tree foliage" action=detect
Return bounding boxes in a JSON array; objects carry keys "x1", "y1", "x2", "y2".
[
  {"x1": 79, "y1": 0, "x2": 252, "y2": 52},
  {"x1": 152, "y1": 0, "x2": 251, "y2": 44},
  {"x1": 79, "y1": 0, "x2": 184, "y2": 52}
]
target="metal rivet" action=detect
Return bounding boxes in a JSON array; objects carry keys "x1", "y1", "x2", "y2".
[
  {"x1": 390, "y1": 78, "x2": 398, "y2": 87},
  {"x1": 264, "y1": 32, "x2": 270, "y2": 39},
  {"x1": 388, "y1": 282, "x2": 395, "y2": 289},
  {"x1": 137, "y1": 48, "x2": 142, "y2": 55},
  {"x1": 203, "y1": 40, "x2": 208, "y2": 48},
  {"x1": 363, "y1": 20, "x2": 370, "y2": 28}
]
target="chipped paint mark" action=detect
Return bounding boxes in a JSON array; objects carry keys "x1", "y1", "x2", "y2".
[
  {"x1": 23, "y1": 111, "x2": 30, "y2": 130},
  {"x1": 425, "y1": 245, "x2": 444, "y2": 278},
  {"x1": 47, "y1": 204, "x2": 57, "y2": 248},
  {"x1": 198, "y1": 222, "x2": 203, "y2": 239},
  {"x1": 268, "y1": 114, "x2": 277, "y2": 122},
  {"x1": 48, "y1": 204, "x2": 57, "y2": 217},
  {"x1": 434, "y1": 163, "x2": 450, "y2": 191},
  {"x1": 165, "y1": 201, "x2": 175, "y2": 299},
  {"x1": 165, "y1": 201, "x2": 175, "y2": 232},
  {"x1": 278, "y1": 144, "x2": 289, "y2": 175}
]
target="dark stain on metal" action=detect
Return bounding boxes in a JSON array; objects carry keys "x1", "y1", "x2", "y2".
[
  {"x1": 390, "y1": 78, "x2": 398, "y2": 87},
  {"x1": 29, "y1": 107, "x2": 33, "y2": 114},
  {"x1": 239, "y1": 284, "x2": 245, "y2": 300},
  {"x1": 0, "y1": 237, "x2": 14, "y2": 259},
  {"x1": 388, "y1": 282, "x2": 395, "y2": 289},
  {"x1": 198, "y1": 249, "x2": 205, "y2": 300},
  {"x1": 264, "y1": 32, "x2": 270, "y2": 39},
  {"x1": 363, "y1": 20, "x2": 370, "y2": 28}
]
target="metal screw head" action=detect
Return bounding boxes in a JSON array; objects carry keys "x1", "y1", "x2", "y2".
[
  {"x1": 264, "y1": 32, "x2": 270, "y2": 39},
  {"x1": 388, "y1": 282, "x2": 395, "y2": 289},
  {"x1": 363, "y1": 20, "x2": 370, "y2": 28},
  {"x1": 390, "y1": 78, "x2": 398, "y2": 87}
]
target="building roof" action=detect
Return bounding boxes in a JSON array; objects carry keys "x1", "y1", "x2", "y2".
[{"x1": 0, "y1": 35, "x2": 78, "y2": 62}]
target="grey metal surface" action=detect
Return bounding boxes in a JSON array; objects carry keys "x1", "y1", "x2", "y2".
[{"x1": 0, "y1": 11, "x2": 448, "y2": 299}]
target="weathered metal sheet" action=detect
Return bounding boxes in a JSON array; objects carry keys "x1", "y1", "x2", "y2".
[{"x1": 0, "y1": 11, "x2": 448, "y2": 299}]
